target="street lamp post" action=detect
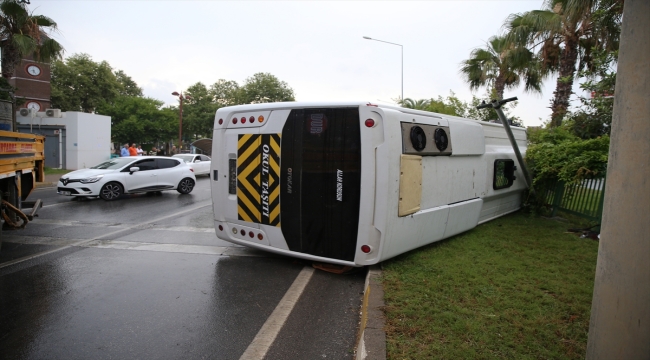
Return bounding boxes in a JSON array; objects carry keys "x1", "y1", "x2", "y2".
[
  {"x1": 363, "y1": 36, "x2": 403, "y2": 102},
  {"x1": 171, "y1": 91, "x2": 191, "y2": 150}
]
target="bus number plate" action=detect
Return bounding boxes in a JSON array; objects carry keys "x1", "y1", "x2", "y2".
[{"x1": 229, "y1": 159, "x2": 236, "y2": 194}]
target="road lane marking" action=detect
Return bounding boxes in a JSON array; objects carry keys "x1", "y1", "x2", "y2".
[
  {"x1": 0, "y1": 203, "x2": 212, "y2": 269},
  {"x1": 239, "y1": 266, "x2": 315, "y2": 360},
  {"x1": 22, "y1": 219, "x2": 215, "y2": 233}
]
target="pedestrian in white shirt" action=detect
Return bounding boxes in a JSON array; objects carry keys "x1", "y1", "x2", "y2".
[{"x1": 136, "y1": 145, "x2": 144, "y2": 156}]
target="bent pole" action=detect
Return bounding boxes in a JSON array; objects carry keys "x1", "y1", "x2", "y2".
[{"x1": 477, "y1": 97, "x2": 535, "y2": 195}]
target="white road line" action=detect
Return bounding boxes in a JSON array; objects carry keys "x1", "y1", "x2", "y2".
[
  {"x1": 25, "y1": 219, "x2": 215, "y2": 233},
  {"x1": 240, "y1": 266, "x2": 315, "y2": 360},
  {"x1": 0, "y1": 203, "x2": 212, "y2": 269}
]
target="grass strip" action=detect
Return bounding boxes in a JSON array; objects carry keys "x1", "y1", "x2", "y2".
[{"x1": 382, "y1": 212, "x2": 598, "y2": 359}]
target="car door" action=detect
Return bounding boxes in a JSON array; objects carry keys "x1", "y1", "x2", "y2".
[
  {"x1": 198, "y1": 155, "x2": 211, "y2": 175},
  {"x1": 156, "y1": 158, "x2": 183, "y2": 189},
  {"x1": 123, "y1": 158, "x2": 159, "y2": 192}
]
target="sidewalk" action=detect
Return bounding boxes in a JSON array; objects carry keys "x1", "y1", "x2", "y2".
[{"x1": 35, "y1": 173, "x2": 63, "y2": 188}]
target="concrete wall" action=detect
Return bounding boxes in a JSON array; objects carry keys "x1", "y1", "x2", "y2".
[{"x1": 17, "y1": 111, "x2": 112, "y2": 170}]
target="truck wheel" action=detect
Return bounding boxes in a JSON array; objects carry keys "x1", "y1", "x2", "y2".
[
  {"x1": 177, "y1": 178, "x2": 195, "y2": 194},
  {"x1": 100, "y1": 182, "x2": 123, "y2": 201}
]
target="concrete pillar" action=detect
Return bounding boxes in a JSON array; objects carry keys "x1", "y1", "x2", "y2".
[{"x1": 586, "y1": 0, "x2": 650, "y2": 358}]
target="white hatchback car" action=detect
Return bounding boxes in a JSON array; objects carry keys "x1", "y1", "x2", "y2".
[
  {"x1": 57, "y1": 156, "x2": 197, "y2": 201},
  {"x1": 172, "y1": 154, "x2": 211, "y2": 176}
]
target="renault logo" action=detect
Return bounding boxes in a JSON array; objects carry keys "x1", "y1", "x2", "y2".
[{"x1": 61, "y1": 178, "x2": 68, "y2": 186}]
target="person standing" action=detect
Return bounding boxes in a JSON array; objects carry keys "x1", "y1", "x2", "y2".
[
  {"x1": 136, "y1": 145, "x2": 144, "y2": 156},
  {"x1": 170, "y1": 146, "x2": 178, "y2": 156},
  {"x1": 128, "y1": 143, "x2": 137, "y2": 156},
  {"x1": 121, "y1": 143, "x2": 130, "y2": 157}
]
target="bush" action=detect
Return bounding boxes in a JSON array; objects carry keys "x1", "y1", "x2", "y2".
[{"x1": 526, "y1": 128, "x2": 609, "y2": 185}]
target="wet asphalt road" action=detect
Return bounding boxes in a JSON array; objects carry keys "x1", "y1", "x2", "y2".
[{"x1": 0, "y1": 177, "x2": 366, "y2": 360}]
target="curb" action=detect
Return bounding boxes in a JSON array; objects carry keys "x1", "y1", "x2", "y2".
[
  {"x1": 35, "y1": 182, "x2": 57, "y2": 189},
  {"x1": 356, "y1": 265, "x2": 386, "y2": 360}
]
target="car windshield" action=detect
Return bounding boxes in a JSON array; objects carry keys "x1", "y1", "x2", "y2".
[
  {"x1": 173, "y1": 155, "x2": 195, "y2": 163},
  {"x1": 90, "y1": 158, "x2": 136, "y2": 170}
]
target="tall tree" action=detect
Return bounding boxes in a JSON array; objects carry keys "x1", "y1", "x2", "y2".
[
  {"x1": 399, "y1": 98, "x2": 430, "y2": 110},
  {"x1": 460, "y1": 35, "x2": 542, "y2": 101},
  {"x1": 505, "y1": 0, "x2": 622, "y2": 127},
  {"x1": 238, "y1": 72, "x2": 295, "y2": 104},
  {"x1": 97, "y1": 95, "x2": 176, "y2": 145},
  {"x1": 115, "y1": 70, "x2": 143, "y2": 97},
  {"x1": 51, "y1": 53, "x2": 141, "y2": 113},
  {"x1": 182, "y1": 82, "x2": 218, "y2": 140},
  {"x1": 209, "y1": 79, "x2": 240, "y2": 106},
  {"x1": 0, "y1": 0, "x2": 64, "y2": 78}
]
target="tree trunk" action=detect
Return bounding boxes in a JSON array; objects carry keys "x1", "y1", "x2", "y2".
[
  {"x1": 495, "y1": 72, "x2": 505, "y2": 100},
  {"x1": 550, "y1": 33, "x2": 579, "y2": 127},
  {"x1": 0, "y1": 45, "x2": 19, "y2": 79}
]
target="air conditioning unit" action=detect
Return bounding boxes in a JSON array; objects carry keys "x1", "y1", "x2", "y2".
[
  {"x1": 18, "y1": 108, "x2": 36, "y2": 118},
  {"x1": 19, "y1": 108, "x2": 30, "y2": 117},
  {"x1": 45, "y1": 109, "x2": 62, "y2": 118}
]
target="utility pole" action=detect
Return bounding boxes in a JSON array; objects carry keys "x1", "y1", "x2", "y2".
[{"x1": 586, "y1": 0, "x2": 650, "y2": 358}]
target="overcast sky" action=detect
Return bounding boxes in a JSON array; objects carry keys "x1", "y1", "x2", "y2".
[{"x1": 35, "y1": 0, "x2": 585, "y2": 127}]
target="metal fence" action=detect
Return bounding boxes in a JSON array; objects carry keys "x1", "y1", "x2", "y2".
[{"x1": 541, "y1": 176, "x2": 607, "y2": 222}]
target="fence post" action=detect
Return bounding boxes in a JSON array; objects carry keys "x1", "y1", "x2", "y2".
[{"x1": 596, "y1": 176, "x2": 607, "y2": 223}]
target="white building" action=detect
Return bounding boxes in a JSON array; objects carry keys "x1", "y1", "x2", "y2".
[{"x1": 16, "y1": 110, "x2": 112, "y2": 170}]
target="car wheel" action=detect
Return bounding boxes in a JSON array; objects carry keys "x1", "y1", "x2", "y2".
[
  {"x1": 177, "y1": 178, "x2": 195, "y2": 194},
  {"x1": 100, "y1": 182, "x2": 123, "y2": 201}
]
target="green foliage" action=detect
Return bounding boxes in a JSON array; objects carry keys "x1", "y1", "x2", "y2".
[
  {"x1": 400, "y1": 90, "x2": 524, "y2": 126},
  {"x1": 96, "y1": 95, "x2": 176, "y2": 145},
  {"x1": 210, "y1": 79, "x2": 240, "y2": 106},
  {"x1": 114, "y1": 70, "x2": 143, "y2": 97},
  {"x1": 503, "y1": 0, "x2": 623, "y2": 126},
  {"x1": 238, "y1": 72, "x2": 295, "y2": 104},
  {"x1": 526, "y1": 127, "x2": 609, "y2": 184},
  {"x1": 565, "y1": 49, "x2": 617, "y2": 139},
  {"x1": 51, "y1": 53, "x2": 123, "y2": 112},
  {"x1": 0, "y1": 76, "x2": 16, "y2": 101},
  {"x1": 460, "y1": 34, "x2": 542, "y2": 100},
  {"x1": 182, "y1": 82, "x2": 219, "y2": 140}
]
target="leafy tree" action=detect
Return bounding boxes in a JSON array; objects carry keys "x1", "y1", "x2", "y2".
[
  {"x1": 238, "y1": 72, "x2": 295, "y2": 104},
  {"x1": 460, "y1": 35, "x2": 542, "y2": 100},
  {"x1": 0, "y1": 0, "x2": 64, "y2": 78},
  {"x1": 564, "y1": 48, "x2": 616, "y2": 139},
  {"x1": 96, "y1": 95, "x2": 176, "y2": 145},
  {"x1": 399, "y1": 91, "x2": 523, "y2": 126},
  {"x1": 51, "y1": 53, "x2": 141, "y2": 113},
  {"x1": 400, "y1": 98, "x2": 431, "y2": 110},
  {"x1": 51, "y1": 53, "x2": 120, "y2": 112},
  {"x1": 504, "y1": 0, "x2": 623, "y2": 127},
  {"x1": 182, "y1": 82, "x2": 218, "y2": 140},
  {"x1": 115, "y1": 70, "x2": 143, "y2": 97},
  {"x1": 209, "y1": 79, "x2": 240, "y2": 106}
]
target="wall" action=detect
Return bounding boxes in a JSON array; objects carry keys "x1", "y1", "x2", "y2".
[{"x1": 17, "y1": 111, "x2": 111, "y2": 170}]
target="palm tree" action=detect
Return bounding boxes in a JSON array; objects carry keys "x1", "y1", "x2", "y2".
[
  {"x1": 399, "y1": 98, "x2": 431, "y2": 110},
  {"x1": 0, "y1": 0, "x2": 64, "y2": 78},
  {"x1": 460, "y1": 34, "x2": 543, "y2": 101},
  {"x1": 504, "y1": 0, "x2": 622, "y2": 127}
]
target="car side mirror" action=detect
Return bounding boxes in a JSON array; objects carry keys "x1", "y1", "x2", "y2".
[
  {"x1": 129, "y1": 166, "x2": 140, "y2": 174},
  {"x1": 194, "y1": 159, "x2": 201, "y2": 163}
]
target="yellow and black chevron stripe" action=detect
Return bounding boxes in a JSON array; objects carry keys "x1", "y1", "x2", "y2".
[{"x1": 237, "y1": 134, "x2": 281, "y2": 226}]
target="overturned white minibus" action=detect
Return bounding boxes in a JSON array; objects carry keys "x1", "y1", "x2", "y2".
[{"x1": 210, "y1": 102, "x2": 527, "y2": 266}]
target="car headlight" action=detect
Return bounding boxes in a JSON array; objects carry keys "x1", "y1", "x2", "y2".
[{"x1": 80, "y1": 175, "x2": 104, "y2": 183}]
